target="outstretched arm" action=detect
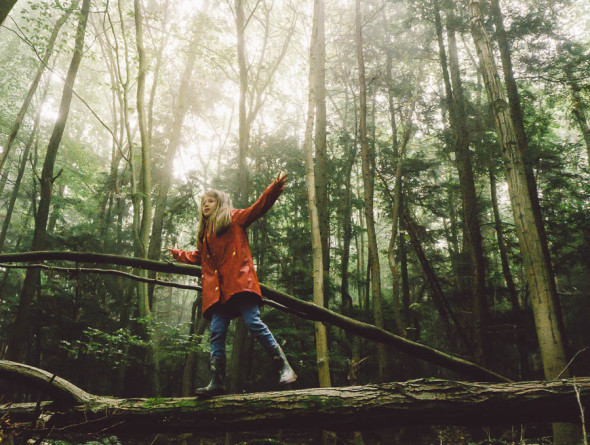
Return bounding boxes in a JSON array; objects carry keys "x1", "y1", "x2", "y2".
[
  {"x1": 234, "y1": 172, "x2": 288, "y2": 228},
  {"x1": 167, "y1": 246, "x2": 201, "y2": 265}
]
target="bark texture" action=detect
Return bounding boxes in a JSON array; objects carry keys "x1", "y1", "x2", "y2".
[
  {"x1": 1, "y1": 362, "x2": 588, "y2": 436},
  {"x1": 355, "y1": 0, "x2": 386, "y2": 382},
  {"x1": 304, "y1": 0, "x2": 331, "y2": 389},
  {"x1": 5, "y1": 0, "x2": 91, "y2": 362},
  {"x1": 468, "y1": 0, "x2": 568, "y2": 381}
]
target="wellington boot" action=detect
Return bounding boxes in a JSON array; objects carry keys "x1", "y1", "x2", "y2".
[
  {"x1": 269, "y1": 345, "x2": 297, "y2": 385},
  {"x1": 195, "y1": 356, "x2": 226, "y2": 399}
]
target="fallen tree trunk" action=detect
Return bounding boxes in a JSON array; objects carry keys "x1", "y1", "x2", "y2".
[
  {"x1": 0, "y1": 360, "x2": 588, "y2": 436},
  {"x1": 0, "y1": 251, "x2": 508, "y2": 382},
  {"x1": 0, "y1": 361, "x2": 94, "y2": 405}
]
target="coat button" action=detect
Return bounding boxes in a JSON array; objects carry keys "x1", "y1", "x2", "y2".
[
  {"x1": 215, "y1": 287, "x2": 219, "y2": 291},
  {"x1": 215, "y1": 270, "x2": 218, "y2": 274},
  {"x1": 233, "y1": 251, "x2": 236, "y2": 256}
]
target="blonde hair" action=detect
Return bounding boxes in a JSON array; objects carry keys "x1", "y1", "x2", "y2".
[{"x1": 196, "y1": 189, "x2": 233, "y2": 249}]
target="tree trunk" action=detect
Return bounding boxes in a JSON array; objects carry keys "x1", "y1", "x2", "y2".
[
  {"x1": 469, "y1": 0, "x2": 568, "y2": 381},
  {"x1": 312, "y1": 0, "x2": 330, "y2": 309},
  {"x1": 355, "y1": 0, "x2": 386, "y2": 382},
  {"x1": 340, "y1": 134, "x2": 356, "y2": 313},
  {"x1": 0, "y1": 0, "x2": 18, "y2": 28},
  {"x1": 0, "y1": 78, "x2": 49, "y2": 252},
  {"x1": 236, "y1": 0, "x2": 249, "y2": 202},
  {"x1": 434, "y1": 2, "x2": 489, "y2": 363},
  {"x1": 133, "y1": 0, "x2": 152, "y2": 319},
  {"x1": 1, "y1": 362, "x2": 588, "y2": 435},
  {"x1": 399, "y1": 232, "x2": 413, "y2": 339},
  {"x1": 304, "y1": 0, "x2": 331, "y2": 389},
  {"x1": 566, "y1": 71, "x2": 590, "y2": 163},
  {"x1": 0, "y1": 1, "x2": 78, "y2": 197},
  {"x1": 489, "y1": 166, "x2": 529, "y2": 379},
  {"x1": 4, "y1": 0, "x2": 91, "y2": 362},
  {"x1": 181, "y1": 297, "x2": 206, "y2": 396},
  {"x1": 469, "y1": 12, "x2": 579, "y2": 444},
  {"x1": 384, "y1": 55, "x2": 421, "y2": 337},
  {"x1": 403, "y1": 210, "x2": 471, "y2": 352},
  {"x1": 147, "y1": 23, "x2": 199, "y2": 300},
  {"x1": 485, "y1": 5, "x2": 576, "y2": 440}
]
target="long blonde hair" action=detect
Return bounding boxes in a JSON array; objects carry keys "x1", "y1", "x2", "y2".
[{"x1": 196, "y1": 189, "x2": 233, "y2": 249}]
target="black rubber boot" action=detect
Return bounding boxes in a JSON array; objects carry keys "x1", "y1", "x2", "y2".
[
  {"x1": 195, "y1": 356, "x2": 226, "y2": 398},
  {"x1": 269, "y1": 345, "x2": 297, "y2": 385}
]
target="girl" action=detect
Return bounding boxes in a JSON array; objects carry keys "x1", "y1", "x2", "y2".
[{"x1": 169, "y1": 172, "x2": 296, "y2": 398}]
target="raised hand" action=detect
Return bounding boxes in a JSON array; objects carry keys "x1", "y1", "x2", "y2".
[{"x1": 275, "y1": 171, "x2": 288, "y2": 187}]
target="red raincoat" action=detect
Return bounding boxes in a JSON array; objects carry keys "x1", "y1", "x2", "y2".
[{"x1": 171, "y1": 180, "x2": 284, "y2": 319}]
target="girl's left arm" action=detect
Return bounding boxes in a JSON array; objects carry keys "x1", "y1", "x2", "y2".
[{"x1": 234, "y1": 173, "x2": 287, "y2": 228}]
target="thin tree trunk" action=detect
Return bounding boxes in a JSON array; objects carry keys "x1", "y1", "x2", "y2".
[
  {"x1": 312, "y1": 0, "x2": 330, "y2": 309},
  {"x1": 133, "y1": 0, "x2": 152, "y2": 319},
  {"x1": 355, "y1": 0, "x2": 385, "y2": 381},
  {"x1": 384, "y1": 57, "x2": 421, "y2": 336},
  {"x1": 305, "y1": 0, "x2": 331, "y2": 389},
  {"x1": 228, "y1": 1, "x2": 294, "y2": 408},
  {"x1": 5, "y1": 0, "x2": 91, "y2": 362},
  {"x1": 0, "y1": 2, "x2": 78, "y2": 197},
  {"x1": 0, "y1": 77, "x2": 50, "y2": 252},
  {"x1": 94, "y1": 16, "x2": 125, "y2": 248},
  {"x1": 340, "y1": 137, "x2": 356, "y2": 312},
  {"x1": 147, "y1": 22, "x2": 200, "y2": 301},
  {"x1": 434, "y1": 2, "x2": 488, "y2": 363},
  {"x1": 403, "y1": 209, "x2": 472, "y2": 351},
  {"x1": 399, "y1": 231, "x2": 412, "y2": 339},
  {"x1": 182, "y1": 296, "x2": 205, "y2": 396},
  {"x1": 133, "y1": 0, "x2": 160, "y2": 397},
  {"x1": 236, "y1": 0, "x2": 249, "y2": 202},
  {"x1": 565, "y1": 71, "x2": 590, "y2": 163}
]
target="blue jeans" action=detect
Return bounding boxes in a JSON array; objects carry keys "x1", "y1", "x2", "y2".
[{"x1": 210, "y1": 293, "x2": 278, "y2": 358}]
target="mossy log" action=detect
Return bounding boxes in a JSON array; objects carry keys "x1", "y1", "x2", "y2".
[{"x1": 1, "y1": 360, "x2": 589, "y2": 436}]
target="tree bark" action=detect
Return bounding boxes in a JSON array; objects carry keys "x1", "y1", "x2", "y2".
[
  {"x1": 133, "y1": 0, "x2": 152, "y2": 319},
  {"x1": 313, "y1": 0, "x2": 330, "y2": 309},
  {"x1": 1, "y1": 362, "x2": 588, "y2": 435},
  {"x1": 434, "y1": 1, "x2": 488, "y2": 363},
  {"x1": 340, "y1": 136, "x2": 356, "y2": 313},
  {"x1": 0, "y1": 1, "x2": 78, "y2": 197},
  {"x1": 5, "y1": 0, "x2": 91, "y2": 362},
  {"x1": 487, "y1": 3, "x2": 577, "y2": 440},
  {"x1": 355, "y1": 0, "x2": 386, "y2": 382},
  {"x1": 304, "y1": 0, "x2": 331, "y2": 389},
  {"x1": 469, "y1": 0, "x2": 568, "y2": 381},
  {"x1": 235, "y1": 0, "x2": 249, "y2": 203},
  {"x1": 0, "y1": 0, "x2": 18, "y2": 28}
]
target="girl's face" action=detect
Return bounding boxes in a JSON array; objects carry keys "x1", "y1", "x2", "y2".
[{"x1": 202, "y1": 196, "x2": 218, "y2": 219}]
